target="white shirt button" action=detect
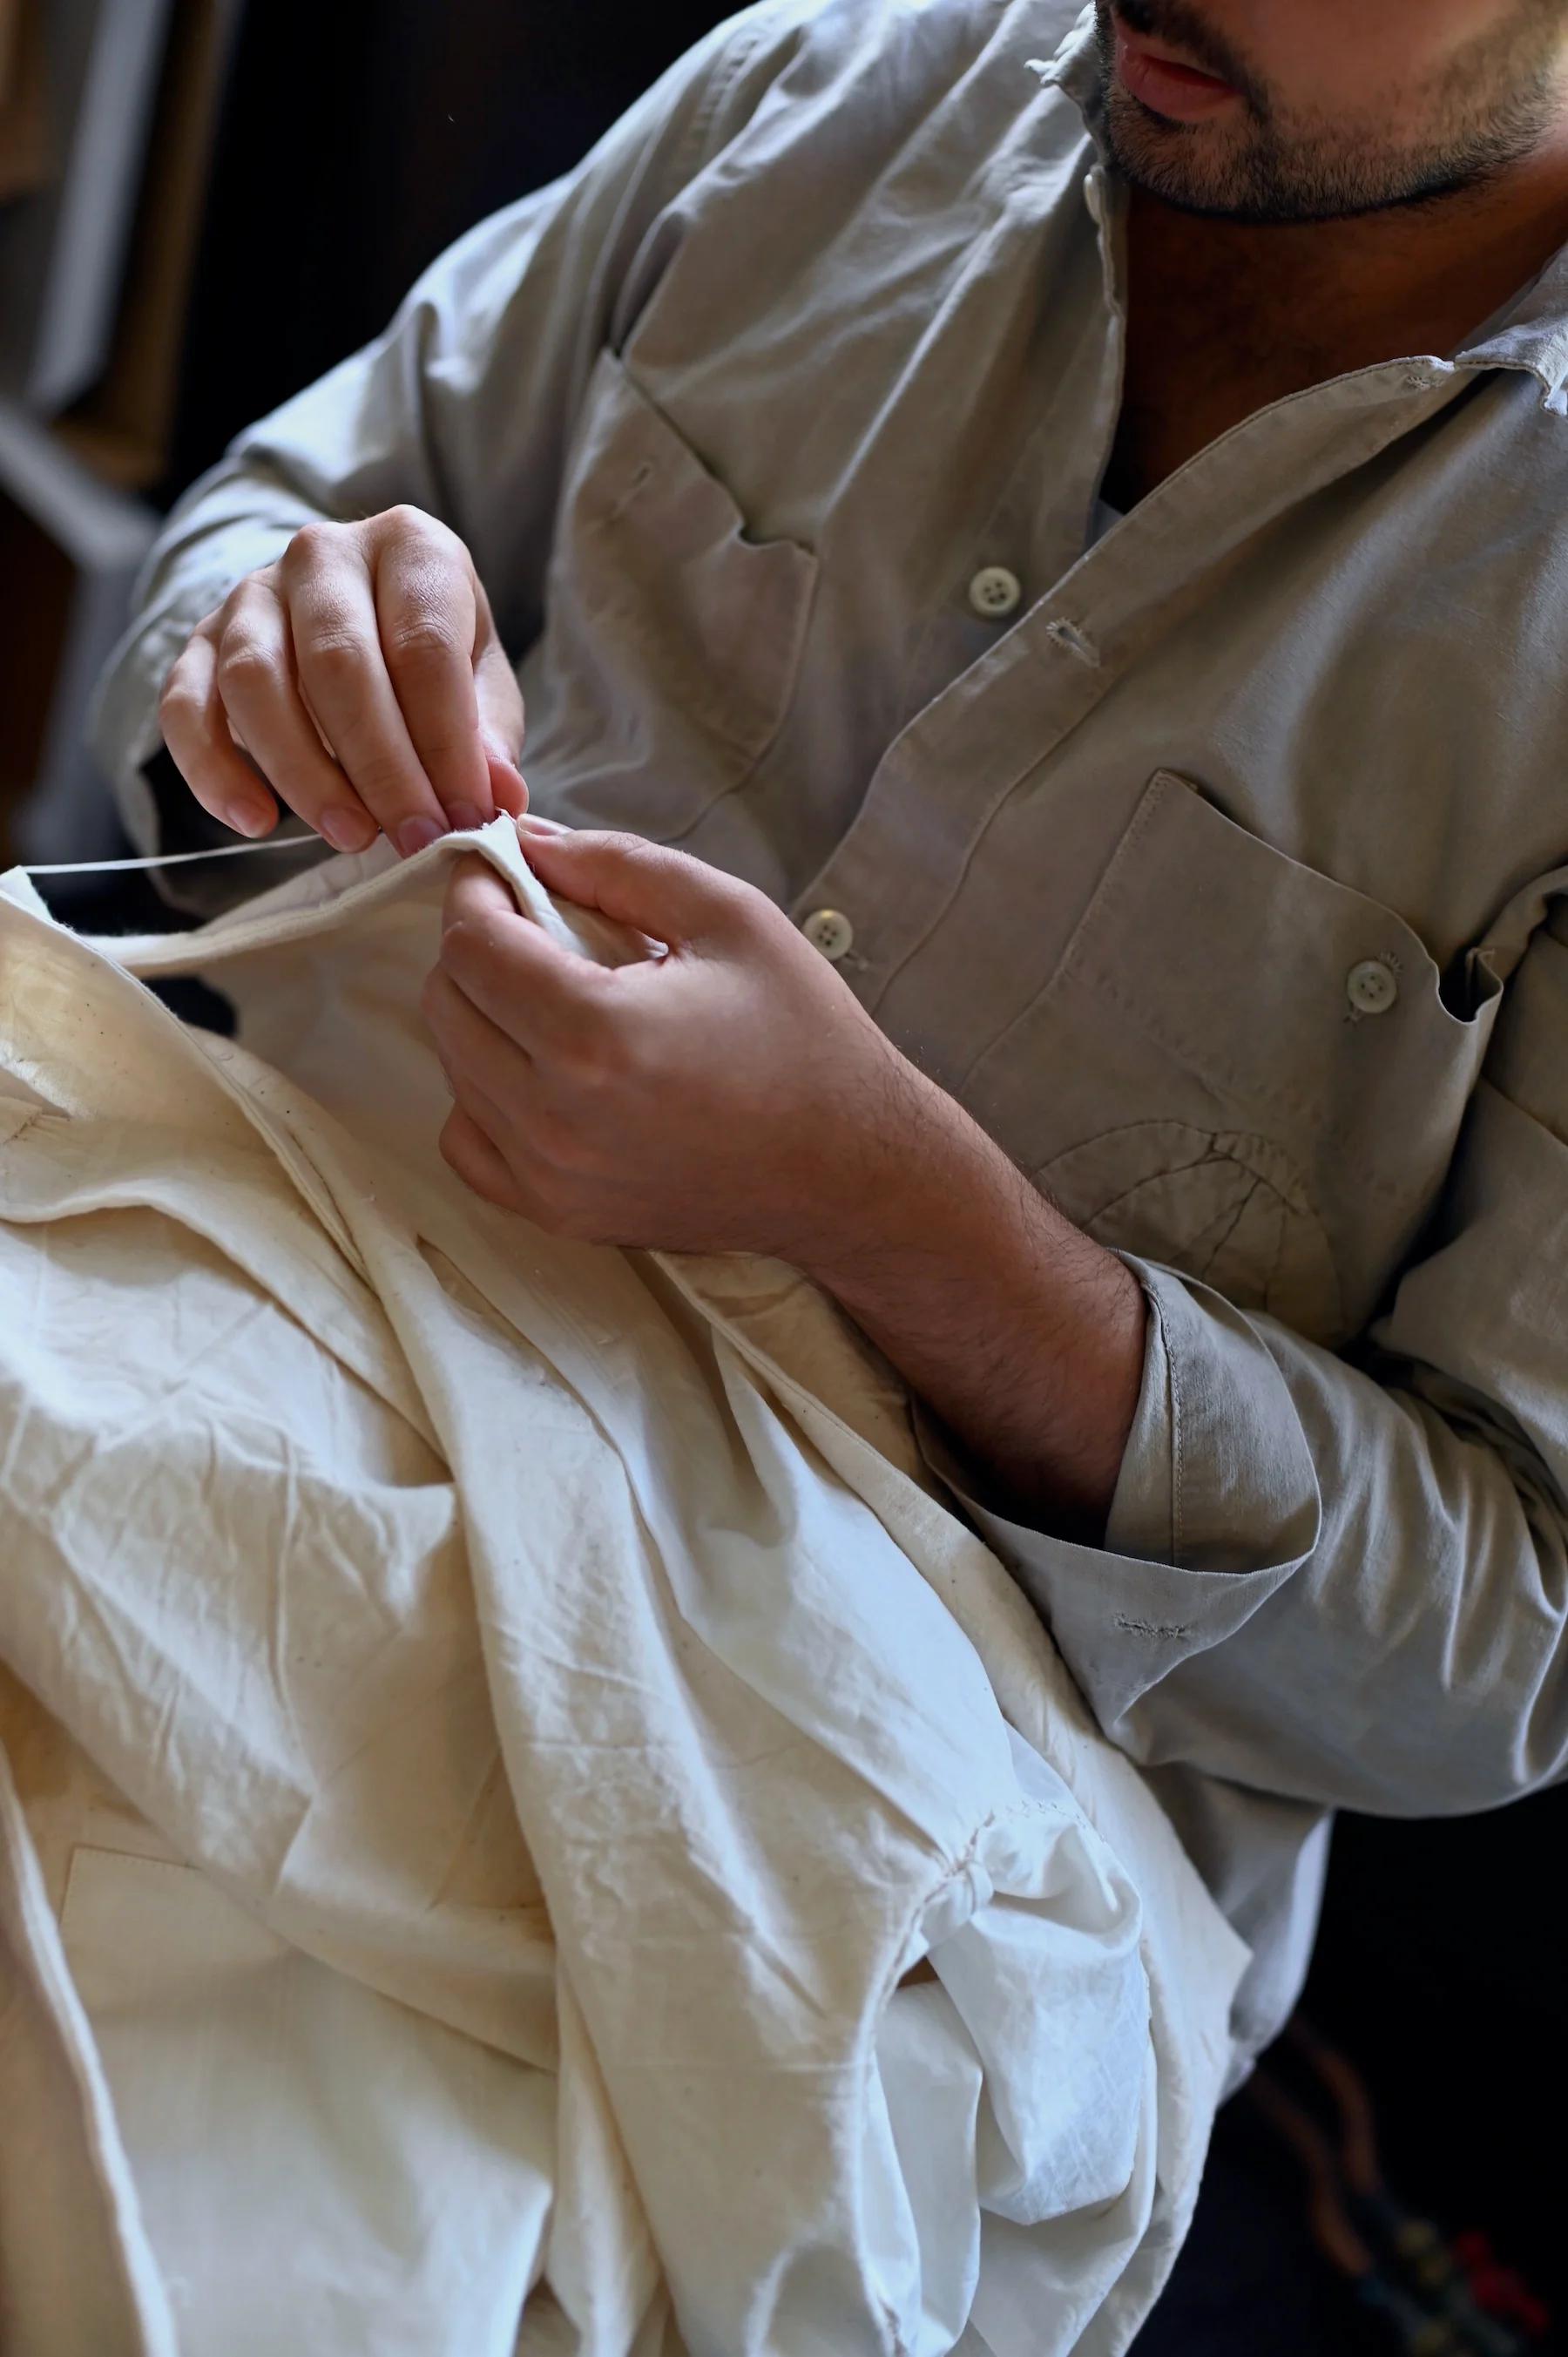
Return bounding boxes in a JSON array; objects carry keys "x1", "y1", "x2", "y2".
[
  {"x1": 968, "y1": 565, "x2": 1023, "y2": 620},
  {"x1": 1346, "y1": 958, "x2": 1398, "y2": 1015},
  {"x1": 801, "y1": 907, "x2": 855, "y2": 960}
]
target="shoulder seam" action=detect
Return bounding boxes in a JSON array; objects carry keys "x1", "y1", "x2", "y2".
[{"x1": 676, "y1": 7, "x2": 790, "y2": 189}]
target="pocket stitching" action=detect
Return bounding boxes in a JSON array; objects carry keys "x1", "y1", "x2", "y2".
[
  {"x1": 537, "y1": 351, "x2": 818, "y2": 783},
  {"x1": 952, "y1": 776, "x2": 1172, "y2": 1101},
  {"x1": 969, "y1": 768, "x2": 1497, "y2": 1184},
  {"x1": 1070, "y1": 769, "x2": 1490, "y2": 1043},
  {"x1": 1041, "y1": 1119, "x2": 1348, "y2": 1337}
]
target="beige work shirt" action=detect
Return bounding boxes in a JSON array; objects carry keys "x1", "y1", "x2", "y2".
[{"x1": 92, "y1": 0, "x2": 1568, "y2": 2057}]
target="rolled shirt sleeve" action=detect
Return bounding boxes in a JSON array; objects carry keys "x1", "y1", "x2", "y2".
[
  {"x1": 914, "y1": 892, "x2": 1568, "y2": 1819},
  {"x1": 88, "y1": 0, "x2": 790, "y2": 890}
]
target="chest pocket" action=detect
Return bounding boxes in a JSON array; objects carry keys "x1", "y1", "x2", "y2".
[
  {"x1": 517, "y1": 347, "x2": 818, "y2": 840},
  {"x1": 963, "y1": 769, "x2": 1507, "y2": 1348}
]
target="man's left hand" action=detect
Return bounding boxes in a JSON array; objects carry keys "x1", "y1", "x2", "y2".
[
  {"x1": 421, "y1": 824, "x2": 943, "y2": 1268},
  {"x1": 423, "y1": 818, "x2": 1147, "y2": 1535}
]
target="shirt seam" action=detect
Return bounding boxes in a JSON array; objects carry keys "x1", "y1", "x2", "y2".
[
  {"x1": 671, "y1": 10, "x2": 781, "y2": 193},
  {"x1": 1154, "y1": 1280, "x2": 1186, "y2": 1567}
]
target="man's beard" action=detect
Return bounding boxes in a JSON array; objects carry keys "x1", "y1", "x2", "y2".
[{"x1": 1093, "y1": 0, "x2": 1567, "y2": 224}]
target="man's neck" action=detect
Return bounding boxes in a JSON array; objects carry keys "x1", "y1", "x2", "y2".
[{"x1": 1104, "y1": 147, "x2": 1568, "y2": 510}]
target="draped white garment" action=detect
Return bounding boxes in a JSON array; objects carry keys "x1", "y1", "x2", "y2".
[{"x1": 0, "y1": 819, "x2": 1247, "y2": 2357}]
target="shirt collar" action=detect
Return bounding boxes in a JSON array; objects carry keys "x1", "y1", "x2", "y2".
[
  {"x1": 1022, "y1": 6, "x2": 1568, "y2": 411},
  {"x1": 1454, "y1": 251, "x2": 1568, "y2": 409},
  {"x1": 1024, "y1": 4, "x2": 1105, "y2": 129}
]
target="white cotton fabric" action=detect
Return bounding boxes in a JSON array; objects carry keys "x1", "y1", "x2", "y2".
[
  {"x1": 90, "y1": 0, "x2": 1568, "y2": 2067},
  {"x1": 0, "y1": 817, "x2": 1246, "y2": 2356}
]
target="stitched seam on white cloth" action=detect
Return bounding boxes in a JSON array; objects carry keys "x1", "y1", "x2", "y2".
[
  {"x1": 876, "y1": 1795, "x2": 1088, "y2": 2013},
  {"x1": 0, "y1": 1105, "x2": 54, "y2": 1149}
]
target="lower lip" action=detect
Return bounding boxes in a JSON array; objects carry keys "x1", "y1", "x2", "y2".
[{"x1": 1114, "y1": 29, "x2": 1239, "y2": 121}]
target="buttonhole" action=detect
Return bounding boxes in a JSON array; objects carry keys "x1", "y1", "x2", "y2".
[{"x1": 1047, "y1": 618, "x2": 1100, "y2": 667}]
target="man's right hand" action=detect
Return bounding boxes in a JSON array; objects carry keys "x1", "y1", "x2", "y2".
[{"x1": 157, "y1": 505, "x2": 529, "y2": 858}]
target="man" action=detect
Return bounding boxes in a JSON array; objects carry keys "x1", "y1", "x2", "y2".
[{"x1": 94, "y1": 0, "x2": 1568, "y2": 2062}]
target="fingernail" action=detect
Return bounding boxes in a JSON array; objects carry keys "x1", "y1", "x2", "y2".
[
  {"x1": 225, "y1": 798, "x2": 273, "y2": 838},
  {"x1": 320, "y1": 807, "x2": 376, "y2": 853},
  {"x1": 517, "y1": 812, "x2": 559, "y2": 835},
  {"x1": 447, "y1": 801, "x2": 486, "y2": 834},
  {"x1": 396, "y1": 816, "x2": 446, "y2": 859}
]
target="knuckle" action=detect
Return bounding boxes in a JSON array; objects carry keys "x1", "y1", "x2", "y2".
[
  {"x1": 416, "y1": 728, "x2": 473, "y2": 772},
  {"x1": 225, "y1": 569, "x2": 274, "y2": 611},
  {"x1": 282, "y1": 520, "x2": 341, "y2": 573},
  {"x1": 382, "y1": 615, "x2": 463, "y2": 675},
  {"x1": 574, "y1": 972, "x2": 628, "y2": 1045},
  {"x1": 300, "y1": 631, "x2": 371, "y2": 690},
  {"x1": 213, "y1": 639, "x2": 276, "y2": 699},
  {"x1": 342, "y1": 747, "x2": 416, "y2": 802},
  {"x1": 595, "y1": 829, "x2": 644, "y2": 864},
  {"x1": 293, "y1": 586, "x2": 358, "y2": 640},
  {"x1": 381, "y1": 504, "x2": 454, "y2": 559},
  {"x1": 569, "y1": 1022, "x2": 631, "y2": 1088},
  {"x1": 158, "y1": 666, "x2": 199, "y2": 725},
  {"x1": 215, "y1": 576, "x2": 260, "y2": 625}
]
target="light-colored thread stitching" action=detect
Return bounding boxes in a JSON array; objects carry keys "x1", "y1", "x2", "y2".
[
  {"x1": 1192, "y1": 1174, "x2": 1263, "y2": 1283},
  {"x1": 1046, "y1": 617, "x2": 1100, "y2": 666}
]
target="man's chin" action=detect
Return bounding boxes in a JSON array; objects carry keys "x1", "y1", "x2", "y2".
[
  {"x1": 1103, "y1": 91, "x2": 1524, "y2": 227},
  {"x1": 1106, "y1": 127, "x2": 1346, "y2": 224},
  {"x1": 1102, "y1": 100, "x2": 1261, "y2": 218}
]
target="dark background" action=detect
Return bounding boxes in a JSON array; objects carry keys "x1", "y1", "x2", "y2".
[
  {"x1": 34, "y1": 2, "x2": 1568, "y2": 2347},
  {"x1": 159, "y1": 0, "x2": 727, "y2": 502}
]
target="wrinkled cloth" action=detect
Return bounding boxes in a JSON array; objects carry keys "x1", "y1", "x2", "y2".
[
  {"x1": 0, "y1": 818, "x2": 1246, "y2": 2357},
  {"x1": 91, "y1": 0, "x2": 1568, "y2": 2065}
]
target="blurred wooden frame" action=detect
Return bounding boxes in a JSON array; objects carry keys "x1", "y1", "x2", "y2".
[
  {"x1": 0, "y1": 0, "x2": 51, "y2": 206},
  {"x1": 57, "y1": 0, "x2": 243, "y2": 488}
]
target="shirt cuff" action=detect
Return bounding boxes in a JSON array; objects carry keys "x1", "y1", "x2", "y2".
[
  {"x1": 1103, "y1": 1252, "x2": 1177, "y2": 1562},
  {"x1": 907, "y1": 1256, "x2": 1322, "y2": 1743}
]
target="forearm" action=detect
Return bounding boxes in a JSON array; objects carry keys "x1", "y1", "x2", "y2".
[{"x1": 800, "y1": 1083, "x2": 1148, "y2": 1542}]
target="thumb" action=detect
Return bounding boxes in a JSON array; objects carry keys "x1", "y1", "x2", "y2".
[{"x1": 515, "y1": 825, "x2": 742, "y2": 947}]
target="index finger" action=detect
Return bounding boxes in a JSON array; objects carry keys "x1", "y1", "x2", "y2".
[{"x1": 439, "y1": 855, "x2": 612, "y2": 1052}]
